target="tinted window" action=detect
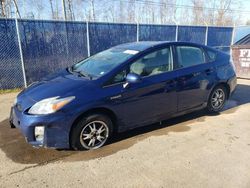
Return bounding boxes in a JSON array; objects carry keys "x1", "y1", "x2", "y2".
[
  {"x1": 176, "y1": 46, "x2": 205, "y2": 68},
  {"x1": 129, "y1": 47, "x2": 172, "y2": 77}
]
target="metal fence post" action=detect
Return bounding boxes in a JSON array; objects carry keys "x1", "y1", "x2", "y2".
[
  {"x1": 205, "y1": 25, "x2": 208, "y2": 45},
  {"x1": 86, "y1": 21, "x2": 90, "y2": 57},
  {"x1": 205, "y1": 22, "x2": 208, "y2": 45},
  {"x1": 230, "y1": 23, "x2": 236, "y2": 57},
  {"x1": 173, "y1": 19, "x2": 178, "y2": 42},
  {"x1": 175, "y1": 25, "x2": 178, "y2": 42},
  {"x1": 15, "y1": 17, "x2": 27, "y2": 88},
  {"x1": 136, "y1": 22, "x2": 139, "y2": 42},
  {"x1": 231, "y1": 24, "x2": 236, "y2": 46}
]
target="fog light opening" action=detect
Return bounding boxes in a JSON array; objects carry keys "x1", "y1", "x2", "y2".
[{"x1": 34, "y1": 126, "x2": 45, "y2": 143}]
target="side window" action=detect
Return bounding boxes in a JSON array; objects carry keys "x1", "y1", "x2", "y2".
[
  {"x1": 107, "y1": 70, "x2": 126, "y2": 85},
  {"x1": 206, "y1": 49, "x2": 217, "y2": 62},
  {"x1": 129, "y1": 47, "x2": 172, "y2": 77},
  {"x1": 176, "y1": 46, "x2": 205, "y2": 68}
]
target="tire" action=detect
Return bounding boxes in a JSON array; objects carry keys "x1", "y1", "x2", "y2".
[
  {"x1": 70, "y1": 114, "x2": 113, "y2": 150},
  {"x1": 207, "y1": 85, "x2": 228, "y2": 113}
]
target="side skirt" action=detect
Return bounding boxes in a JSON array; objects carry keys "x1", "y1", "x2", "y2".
[{"x1": 117, "y1": 103, "x2": 207, "y2": 133}]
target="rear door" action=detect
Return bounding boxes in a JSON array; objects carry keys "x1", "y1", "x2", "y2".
[{"x1": 174, "y1": 44, "x2": 216, "y2": 112}]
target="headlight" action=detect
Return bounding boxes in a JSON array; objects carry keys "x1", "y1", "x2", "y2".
[{"x1": 28, "y1": 96, "x2": 75, "y2": 115}]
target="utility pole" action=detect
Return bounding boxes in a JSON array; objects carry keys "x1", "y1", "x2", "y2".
[{"x1": 62, "y1": 0, "x2": 67, "y2": 20}]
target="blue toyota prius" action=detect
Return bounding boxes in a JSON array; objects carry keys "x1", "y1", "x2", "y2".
[{"x1": 9, "y1": 41, "x2": 237, "y2": 150}]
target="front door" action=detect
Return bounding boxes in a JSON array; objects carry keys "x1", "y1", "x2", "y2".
[{"x1": 105, "y1": 46, "x2": 178, "y2": 129}]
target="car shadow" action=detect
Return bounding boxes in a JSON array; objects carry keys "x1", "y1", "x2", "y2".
[
  {"x1": 109, "y1": 83, "x2": 250, "y2": 145},
  {"x1": 0, "y1": 83, "x2": 249, "y2": 164}
]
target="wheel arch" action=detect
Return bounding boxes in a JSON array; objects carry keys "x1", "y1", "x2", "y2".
[
  {"x1": 209, "y1": 82, "x2": 230, "y2": 100},
  {"x1": 69, "y1": 107, "x2": 118, "y2": 144}
]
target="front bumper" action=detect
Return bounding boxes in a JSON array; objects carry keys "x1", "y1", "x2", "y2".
[{"x1": 9, "y1": 106, "x2": 73, "y2": 149}]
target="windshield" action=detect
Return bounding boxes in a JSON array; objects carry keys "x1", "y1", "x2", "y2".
[{"x1": 72, "y1": 48, "x2": 138, "y2": 78}]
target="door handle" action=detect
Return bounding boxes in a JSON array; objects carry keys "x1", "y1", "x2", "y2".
[{"x1": 165, "y1": 80, "x2": 176, "y2": 92}]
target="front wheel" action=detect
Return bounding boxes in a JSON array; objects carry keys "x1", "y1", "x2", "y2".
[
  {"x1": 207, "y1": 85, "x2": 227, "y2": 113},
  {"x1": 70, "y1": 114, "x2": 113, "y2": 150}
]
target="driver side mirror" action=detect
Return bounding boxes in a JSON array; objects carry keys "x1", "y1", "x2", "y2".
[{"x1": 123, "y1": 73, "x2": 141, "y2": 88}]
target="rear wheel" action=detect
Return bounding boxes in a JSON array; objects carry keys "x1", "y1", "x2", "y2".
[
  {"x1": 70, "y1": 114, "x2": 113, "y2": 150},
  {"x1": 207, "y1": 85, "x2": 227, "y2": 113}
]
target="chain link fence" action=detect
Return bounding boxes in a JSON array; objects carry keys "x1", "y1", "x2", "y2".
[
  {"x1": 0, "y1": 18, "x2": 234, "y2": 90},
  {"x1": 19, "y1": 20, "x2": 88, "y2": 85},
  {"x1": 0, "y1": 19, "x2": 24, "y2": 89}
]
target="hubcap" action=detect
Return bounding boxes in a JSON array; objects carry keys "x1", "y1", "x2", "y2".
[
  {"x1": 211, "y1": 88, "x2": 225, "y2": 109},
  {"x1": 80, "y1": 121, "x2": 109, "y2": 149}
]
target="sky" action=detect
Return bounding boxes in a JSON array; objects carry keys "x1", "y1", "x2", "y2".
[
  {"x1": 190, "y1": 0, "x2": 250, "y2": 24},
  {"x1": 15, "y1": 0, "x2": 250, "y2": 25}
]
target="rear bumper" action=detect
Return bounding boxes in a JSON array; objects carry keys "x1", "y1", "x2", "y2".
[{"x1": 9, "y1": 106, "x2": 73, "y2": 149}]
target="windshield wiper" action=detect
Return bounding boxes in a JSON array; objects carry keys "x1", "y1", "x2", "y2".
[
  {"x1": 68, "y1": 66, "x2": 93, "y2": 80},
  {"x1": 76, "y1": 70, "x2": 93, "y2": 80}
]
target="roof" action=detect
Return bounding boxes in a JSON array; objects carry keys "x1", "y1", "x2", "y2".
[
  {"x1": 234, "y1": 34, "x2": 250, "y2": 45},
  {"x1": 114, "y1": 41, "x2": 167, "y2": 51},
  {"x1": 114, "y1": 41, "x2": 207, "y2": 51}
]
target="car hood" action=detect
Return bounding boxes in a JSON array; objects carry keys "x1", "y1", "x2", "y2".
[{"x1": 18, "y1": 69, "x2": 96, "y2": 103}]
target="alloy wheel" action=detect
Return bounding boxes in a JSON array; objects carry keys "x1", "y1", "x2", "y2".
[
  {"x1": 79, "y1": 120, "x2": 109, "y2": 149},
  {"x1": 211, "y1": 88, "x2": 225, "y2": 109}
]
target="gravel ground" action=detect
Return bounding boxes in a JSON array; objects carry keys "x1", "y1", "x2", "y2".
[{"x1": 0, "y1": 79, "x2": 250, "y2": 188}]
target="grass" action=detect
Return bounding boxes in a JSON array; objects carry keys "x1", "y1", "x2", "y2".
[{"x1": 0, "y1": 88, "x2": 22, "y2": 94}]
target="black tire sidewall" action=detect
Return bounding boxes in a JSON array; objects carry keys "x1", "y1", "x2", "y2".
[
  {"x1": 207, "y1": 85, "x2": 227, "y2": 113},
  {"x1": 70, "y1": 114, "x2": 113, "y2": 150}
]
